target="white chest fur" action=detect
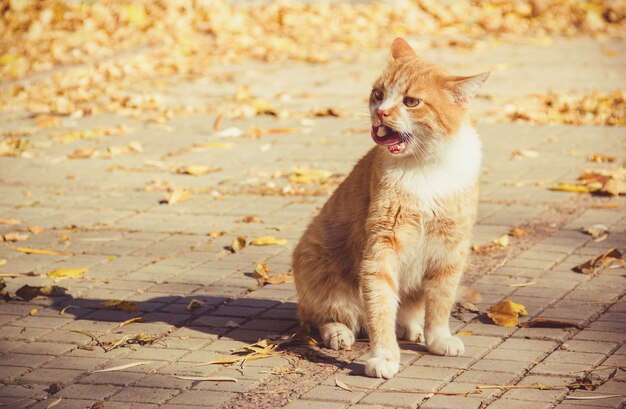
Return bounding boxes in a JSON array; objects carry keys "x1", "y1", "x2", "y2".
[{"x1": 383, "y1": 125, "x2": 482, "y2": 211}]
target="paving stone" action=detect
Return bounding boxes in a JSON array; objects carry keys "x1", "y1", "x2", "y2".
[
  {"x1": 56, "y1": 383, "x2": 120, "y2": 400},
  {"x1": 109, "y1": 386, "x2": 180, "y2": 404},
  {"x1": 483, "y1": 348, "x2": 548, "y2": 363},
  {"x1": 470, "y1": 359, "x2": 532, "y2": 374},
  {"x1": 79, "y1": 371, "x2": 146, "y2": 386},
  {"x1": 20, "y1": 368, "x2": 84, "y2": 385},
  {"x1": 542, "y1": 351, "x2": 606, "y2": 365},
  {"x1": 300, "y1": 385, "x2": 366, "y2": 404},
  {"x1": 488, "y1": 397, "x2": 553, "y2": 409},
  {"x1": 283, "y1": 400, "x2": 348, "y2": 409},
  {"x1": 1, "y1": 353, "x2": 52, "y2": 368},
  {"x1": 0, "y1": 366, "x2": 30, "y2": 382},
  {"x1": 512, "y1": 327, "x2": 575, "y2": 342},
  {"x1": 359, "y1": 391, "x2": 428, "y2": 408},
  {"x1": 397, "y1": 366, "x2": 459, "y2": 382},
  {"x1": 165, "y1": 390, "x2": 234, "y2": 406}
]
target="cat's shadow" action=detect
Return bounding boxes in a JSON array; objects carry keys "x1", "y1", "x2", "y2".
[{"x1": 35, "y1": 292, "x2": 361, "y2": 371}]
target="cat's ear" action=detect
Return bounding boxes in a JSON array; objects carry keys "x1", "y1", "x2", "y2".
[
  {"x1": 447, "y1": 72, "x2": 490, "y2": 106},
  {"x1": 391, "y1": 37, "x2": 416, "y2": 60}
]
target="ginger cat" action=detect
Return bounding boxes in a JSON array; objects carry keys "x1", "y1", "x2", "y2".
[{"x1": 292, "y1": 38, "x2": 488, "y2": 379}]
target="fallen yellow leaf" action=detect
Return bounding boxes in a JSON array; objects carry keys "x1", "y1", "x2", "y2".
[
  {"x1": 0, "y1": 218, "x2": 20, "y2": 225},
  {"x1": 487, "y1": 300, "x2": 528, "y2": 327},
  {"x1": 492, "y1": 235, "x2": 510, "y2": 247},
  {"x1": 289, "y1": 168, "x2": 332, "y2": 184},
  {"x1": 101, "y1": 300, "x2": 139, "y2": 312},
  {"x1": 35, "y1": 115, "x2": 62, "y2": 128},
  {"x1": 29, "y1": 308, "x2": 38, "y2": 316},
  {"x1": 16, "y1": 247, "x2": 68, "y2": 255},
  {"x1": 0, "y1": 259, "x2": 6, "y2": 266},
  {"x1": 549, "y1": 183, "x2": 593, "y2": 194},
  {"x1": 176, "y1": 165, "x2": 221, "y2": 176},
  {"x1": 195, "y1": 142, "x2": 233, "y2": 149},
  {"x1": 28, "y1": 225, "x2": 44, "y2": 234},
  {"x1": 251, "y1": 236, "x2": 288, "y2": 246},
  {"x1": 47, "y1": 268, "x2": 88, "y2": 279},
  {"x1": 165, "y1": 188, "x2": 193, "y2": 204},
  {"x1": 2, "y1": 232, "x2": 29, "y2": 242}
]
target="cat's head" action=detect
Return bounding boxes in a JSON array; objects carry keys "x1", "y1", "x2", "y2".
[{"x1": 369, "y1": 37, "x2": 489, "y2": 157}]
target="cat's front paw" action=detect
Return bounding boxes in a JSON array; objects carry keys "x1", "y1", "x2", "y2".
[
  {"x1": 320, "y1": 322, "x2": 355, "y2": 351},
  {"x1": 364, "y1": 347, "x2": 400, "y2": 379},
  {"x1": 426, "y1": 334, "x2": 464, "y2": 356}
]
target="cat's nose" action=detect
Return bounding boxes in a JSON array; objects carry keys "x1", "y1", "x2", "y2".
[{"x1": 376, "y1": 108, "x2": 390, "y2": 122}]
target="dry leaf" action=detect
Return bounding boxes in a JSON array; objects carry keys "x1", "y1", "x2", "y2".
[
  {"x1": 35, "y1": 115, "x2": 62, "y2": 128},
  {"x1": 0, "y1": 218, "x2": 20, "y2": 225},
  {"x1": 101, "y1": 299, "x2": 139, "y2": 312},
  {"x1": 225, "y1": 236, "x2": 247, "y2": 253},
  {"x1": 486, "y1": 300, "x2": 528, "y2": 327},
  {"x1": 92, "y1": 361, "x2": 152, "y2": 373},
  {"x1": 2, "y1": 232, "x2": 29, "y2": 242},
  {"x1": 47, "y1": 268, "x2": 87, "y2": 279},
  {"x1": 458, "y1": 302, "x2": 479, "y2": 313},
  {"x1": 165, "y1": 188, "x2": 193, "y2": 204},
  {"x1": 118, "y1": 317, "x2": 143, "y2": 328},
  {"x1": 59, "y1": 305, "x2": 78, "y2": 315},
  {"x1": 492, "y1": 235, "x2": 510, "y2": 247},
  {"x1": 289, "y1": 168, "x2": 332, "y2": 184},
  {"x1": 591, "y1": 203, "x2": 622, "y2": 209},
  {"x1": 46, "y1": 397, "x2": 63, "y2": 409},
  {"x1": 519, "y1": 317, "x2": 581, "y2": 329},
  {"x1": 16, "y1": 284, "x2": 66, "y2": 301},
  {"x1": 29, "y1": 308, "x2": 38, "y2": 315},
  {"x1": 588, "y1": 153, "x2": 616, "y2": 163},
  {"x1": 27, "y1": 225, "x2": 44, "y2": 234},
  {"x1": 176, "y1": 164, "x2": 221, "y2": 176},
  {"x1": 581, "y1": 224, "x2": 608, "y2": 241},
  {"x1": 38, "y1": 285, "x2": 67, "y2": 297},
  {"x1": 209, "y1": 231, "x2": 226, "y2": 238},
  {"x1": 67, "y1": 147, "x2": 97, "y2": 159},
  {"x1": 511, "y1": 149, "x2": 539, "y2": 159},
  {"x1": 16, "y1": 247, "x2": 67, "y2": 255},
  {"x1": 239, "y1": 215, "x2": 262, "y2": 223},
  {"x1": 335, "y1": 378, "x2": 353, "y2": 392},
  {"x1": 251, "y1": 236, "x2": 288, "y2": 246},
  {"x1": 509, "y1": 227, "x2": 528, "y2": 238},
  {"x1": 573, "y1": 248, "x2": 624, "y2": 275},
  {"x1": 253, "y1": 261, "x2": 271, "y2": 285},
  {"x1": 173, "y1": 375, "x2": 238, "y2": 382},
  {"x1": 508, "y1": 281, "x2": 536, "y2": 287},
  {"x1": 186, "y1": 299, "x2": 205, "y2": 311},
  {"x1": 264, "y1": 273, "x2": 294, "y2": 285},
  {"x1": 195, "y1": 141, "x2": 233, "y2": 149},
  {"x1": 565, "y1": 395, "x2": 622, "y2": 401},
  {"x1": 549, "y1": 183, "x2": 593, "y2": 194},
  {"x1": 0, "y1": 259, "x2": 6, "y2": 266}
]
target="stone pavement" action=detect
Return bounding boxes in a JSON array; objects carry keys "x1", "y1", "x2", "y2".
[{"x1": 0, "y1": 35, "x2": 625, "y2": 409}]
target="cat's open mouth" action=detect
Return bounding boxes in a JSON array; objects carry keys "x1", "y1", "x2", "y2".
[{"x1": 371, "y1": 125, "x2": 407, "y2": 154}]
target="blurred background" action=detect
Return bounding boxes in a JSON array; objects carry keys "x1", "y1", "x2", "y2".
[{"x1": 0, "y1": 0, "x2": 624, "y2": 127}]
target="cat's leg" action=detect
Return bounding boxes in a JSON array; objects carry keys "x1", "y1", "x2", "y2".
[
  {"x1": 423, "y1": 265, "x2": 464, "y2": 356},
  {"x1": 361, "y1": 248, "x2": 401, "y2": 379},
  {"x1": 396, "y1": 296, "x2": 425, "y2": 342},
  {"x1": 319, "y1": 322, "x2": 355, "y2": 350}
]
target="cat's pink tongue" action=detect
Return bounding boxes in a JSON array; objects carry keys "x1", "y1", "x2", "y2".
[{"x1": 388, "y1": 142, "x2": 406, "y2": 154}]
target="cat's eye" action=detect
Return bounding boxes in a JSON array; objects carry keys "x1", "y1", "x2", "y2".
[
  {"x1": 403, "y1": 96, "x2": 421, "y2": 107},
  {"x1": 372, "y1": 89, "x2": 384, "y2": 101}
]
